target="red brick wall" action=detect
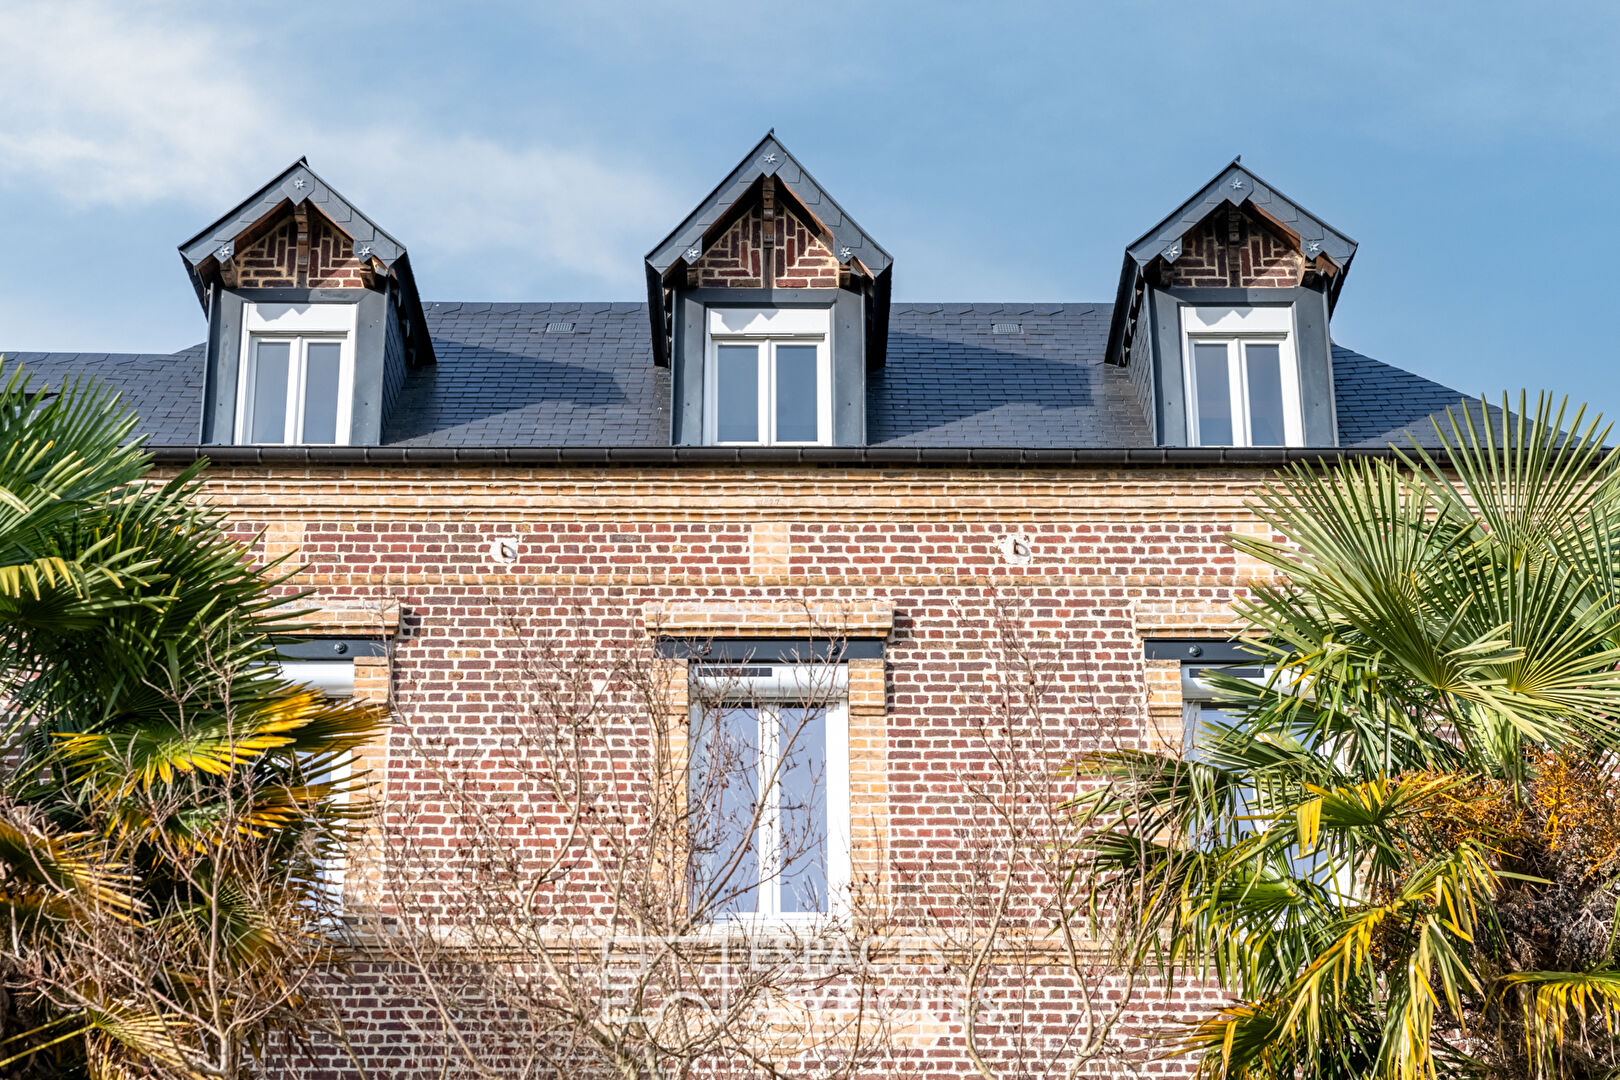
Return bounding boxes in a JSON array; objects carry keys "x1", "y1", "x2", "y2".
[
  {"x1": 201, "y1": 464, "x2": 1269, "y2": 1077},
  {"x1": 234, "y1": 214, "x2": 298, "y2": 288},
  {"x1": 308, "y1": 214, "x2": 368, "y2": 288},
  {"x1": 1166, "y1": 205, "x2": 1304, "y2": 288},
  {"x1": 690, "y1": 195, "x2": 842, "y2": 289},
  {"x1": 232, "y1": 206, "x2": 371, "y2": 289},
  {"x1": 287, "y1": 965, "x2": 1226, "y2": 1078}
]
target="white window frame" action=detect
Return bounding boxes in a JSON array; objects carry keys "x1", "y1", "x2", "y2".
[
  {"x1": 279, "y1": 657, "x2": 358, "y2": 911},
  {"x1": 703, "y1": 306, "x2": 833, "y2": 446},
  {"x1": 1182, "y1": 664, "x2": 1349, "y2": 893},
  {"x1": 1181, "y1": 665, "x2": 1265, "y2": 762},
  {"x1": 1181, "y1": 305, "x2": 1303, "y2": 447},
  {"x1": 236, "y1": 303, "x2": 358, "y2": 446},
  {"x1": 689, "y1": 663, "x2": 851, "y2": 924},
  {"x1": 303, "y1": 753, "x2": 352, "y2": 908}
]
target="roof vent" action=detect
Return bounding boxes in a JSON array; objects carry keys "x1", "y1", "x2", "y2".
[
  {"x1": 544, "y1": 321, "x2": 576, "y2": 334},
  {"x1": 991, "y1": 322, "x2": 1023, "y2": 335}
]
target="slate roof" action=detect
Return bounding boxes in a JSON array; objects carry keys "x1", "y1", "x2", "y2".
[
  {"x1": 386, "y1": 303, "x2": 668, "y2": 447},
  {"x1": 869, "y1": 303, "x2": 1148, "y2": 446},
  {"x1": 1330, "y1": 344, "x2": 1493, "y2": 449},
  {"x1": 1, "y1": 304, "x2": 1474, "y2": 452},
  {"x1": 2, "y1": 347, "x2": 205, "y2": 445}
]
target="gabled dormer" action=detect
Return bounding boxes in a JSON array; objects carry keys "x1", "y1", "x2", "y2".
[
  {"x1": 179, "y1": 159, "x2": 434, "y2": 446},
  {"x1": 645, "y1": 134, "x2": 892, "y2": 447},
  {"x1": 1105, "y1": 159, "x2": 1357, "y2": 447}
]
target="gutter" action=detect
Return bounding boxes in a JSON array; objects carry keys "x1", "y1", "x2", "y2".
[{"x1": 145, "y1": 445, "x2": 1433, "y2": 468}]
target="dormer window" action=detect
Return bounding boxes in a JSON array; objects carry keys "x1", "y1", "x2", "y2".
[
  {"x1": 644, "y1": 135, "x2": 891, "y2": 447},
  {"x1": 704, "y1": 307, "x2": 831, "y2": 446},
  {"x1": 1107, "y1": 161, "x2": 1355, "y2": 448},
  {"x1": 181, "y1": 159, "x2": 432, "y2": 447},
  {"x1": 1182, "y1": 306, "x2": 1302, "y2": 447},
  {"x1": 235, "y1": 303, "x2": 356, "y2": 446}
]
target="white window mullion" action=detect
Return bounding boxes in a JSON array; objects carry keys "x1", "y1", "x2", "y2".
[
  {"x1": 759, "y1": 702, "x2": 782, "y2": 918},
  {"x1": 1228, "y1": 343, "x2": 1248, "y2": 447},
  {"x1": 1181, "y1": 305, "x2": 1302, "y2": 449},
  {"x1": 286, "y1": 338, "x2": 306, "y2": 444},
  {"x1": 279, "y1": 655, "x2": 360, "y2": 914},
  {"x1": 761, "y1": 342, "x2": 776, "y2": 446},
  {"x1": 1278, "y1": 339, "x2": 1305, "y2": 446},
  {"x1": 705, "y1": 307, "x2": 832, "y2": 448},
  {"x1": 1183, "y1": 666, "x2": 1351, "y2": 895},
  {"x1": 818, "y1": 338, "x2": 833, "y2": 443},
  {"x1": 827, "y1": 697, "x2": 850, "y2": 912},
  {"x1": 690, "y1": 664, "x2": 850, "y2": 924}
]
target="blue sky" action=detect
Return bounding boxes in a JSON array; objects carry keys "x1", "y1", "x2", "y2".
[{"x1": 2, "y1": 1, "x2": 1617, "y2": 418}]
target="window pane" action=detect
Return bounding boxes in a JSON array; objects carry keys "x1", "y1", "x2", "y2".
[
  {"x1": 293, "y1": 749, "x2": 350, "y2": 908},
  {"x1": 1192, "y1": 342, "x2": 1233, "y2": 446},
  {"x1": 777, "y1": 705, "x2": 828, "y2": 913},
  {"x1": 1244, "y1": 343, "x2": 1286, "y2": 446},
  {"x1": 301, "y1": 341, "x2": 342, "y2": 444},
  {"x1": 1184, "y1": 702, "x2": 1254, "y2": 848},
  {"x1": 249, "y1": 340, "x2": 291, "y2": 443},
  {"x1": 1186, "y1": 698, "x2": 1332, "y2": 881},
  {"x1": 774, "y1": 345, "x2": 819, "y2": 443},
  {"x1": 1184, "y1": 703, "x2": 1235, "y2": 765},
  {"x1": 691, "y1": 704, "x2": 761, "y2": 915},
  {"x1": 716, "y1": 345, "x2": 759, "y2": 443}
]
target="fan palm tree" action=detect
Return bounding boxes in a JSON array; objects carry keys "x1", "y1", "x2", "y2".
[
  {"x1": 0, "y1": 368, "x2": 385, "y2": 1079},
  {"x1": 1083, "y1": 393, "x2": 1620, "y2": 1080}
]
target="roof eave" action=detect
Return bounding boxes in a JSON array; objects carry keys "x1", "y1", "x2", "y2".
[
  {"x1": 1103, "y1": 254, "x2": 1139, "y2": 368},
  {"x1": 139, "y1": 444, "x2": 1474, "y2": 468}
]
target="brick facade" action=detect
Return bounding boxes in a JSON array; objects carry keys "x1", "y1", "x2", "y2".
[
  {"x1": 17, "y1": 143, "x2": 1401, "y2": 1076},
  {"x1": 231, "y1": 205, "x2": 372, "y2": 289},
  {"x1": 309, "y1": 213, "x2": 369, "y2": 288},
  {"x1": 1165, "y1": 205, "x2": 1306, "y2": 288},
  {"x1": 197, "y1": 462, "x2": 1275, "y2": 1078},
  {"x1": 233, "y1": 214, "x2": 298, "y2": 288},
  {"x1": 689, "y1": 181, "x2": 842, "y2": 289}
]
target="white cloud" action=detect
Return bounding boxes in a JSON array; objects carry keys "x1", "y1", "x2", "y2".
[
  {"x1": 339, "y1": 130, "x2": 674, "y2": 287},
  {"x1": 0, "y1": 0, "x2": 679, "y2": 291},
  {"x1": 0, "y1": 2, "x2": 269, "y2": 203}
]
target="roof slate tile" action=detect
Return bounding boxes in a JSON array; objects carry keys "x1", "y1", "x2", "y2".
[{"x1": 3, "y1": 306, "x2": 1474, "y2": 452}]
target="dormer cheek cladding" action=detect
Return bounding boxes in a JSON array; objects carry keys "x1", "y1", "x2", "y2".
[
  {"x1": 202, "y1": 285, "x2": 392, "y2": 447},
  {"x1": 670, "y1": 286, "x2": 866, "y2": 447}
]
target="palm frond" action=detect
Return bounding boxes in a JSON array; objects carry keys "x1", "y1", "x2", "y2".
[
  {"x1": 1080, "y1": 392, "x2": 1620, "y2": 1079},
  {"x1": 1496, "y1": 969, "x2": 1620, "y2": 1080}
]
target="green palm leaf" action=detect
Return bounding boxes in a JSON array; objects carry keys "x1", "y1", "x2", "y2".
[
  {"x1": 1082, "y1": 392, "x2": 1620, "y2": 1079},
  {"x1": 0, "y1": 363, "x2": 379, "y2": 1075}
]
